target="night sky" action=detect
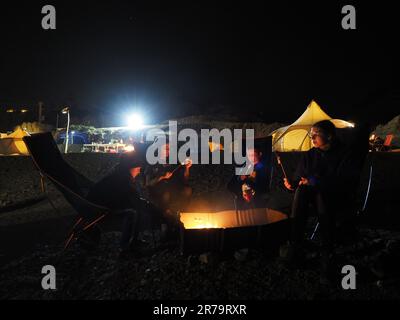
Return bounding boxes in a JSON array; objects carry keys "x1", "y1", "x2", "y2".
[{"x1": 1, "y1": 1, "x2": 399, "y2": 128}]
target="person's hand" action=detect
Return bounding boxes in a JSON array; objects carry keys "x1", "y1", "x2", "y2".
[
  {"x1": 129, "y1": 167, "x2": 141, "y2": 179},
  {"x1": 161, "y1": 172, "x2": 173, "y2": 181},
  {"x1": 184, "y1": 158, "x2": 193, "y2": 169},
  {"x1": 283, "y1": 178, "x2": 294, "y2": 191},
  {"x1": 299, "y1": 177, "x2": 309, "y2": 186}
]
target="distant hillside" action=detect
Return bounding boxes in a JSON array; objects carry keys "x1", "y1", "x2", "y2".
[{"x1": 160, "y1": 115, "x2": 285, "y2": 138}]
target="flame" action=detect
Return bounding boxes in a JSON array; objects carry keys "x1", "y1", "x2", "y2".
[
  {"x1": 180, "y1": 208, "x2": 288, "y2": 230},
  {"x1": 191, "y1": 217, "x2": 217, "y2": 229}
]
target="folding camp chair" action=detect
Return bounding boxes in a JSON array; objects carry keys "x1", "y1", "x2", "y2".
[
  {"x1": 23, "y1": 132, "x2": 126, "y2": 250},
  {"x1": 309, "y1": 126, "x2": 371, "y2": 242}
]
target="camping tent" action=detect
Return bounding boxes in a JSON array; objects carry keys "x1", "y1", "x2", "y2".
[
  {"x1": 373, "y1": 115, "x2": 400, "y2": 148},
  {"x1": 271, "y1": 100, "x2": 354, "y2": 151},
  {"x1": 0, "y1": 127, "x2": 30, "y2": 155}
]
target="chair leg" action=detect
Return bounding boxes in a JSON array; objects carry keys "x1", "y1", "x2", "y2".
[
  {"x1": 83, "y1": 214, "x2": 106, "y2": 231},
  {"x1": 63, "y1": 213, "x2": 108, "y2": 252},
  {"x1": 310, "y1": 222, "x2": 320, "y2": 240},
  {"x1": 63, "y1": 217, "x2": 83, "y2": 250},
  {"x1": 64, "y1": 232, "x2": 76, "y2": 250},
  {"x1": 41, "y1": 175, "x2": 59, "y2": 214}
]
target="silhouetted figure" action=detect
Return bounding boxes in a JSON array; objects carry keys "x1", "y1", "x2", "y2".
[
  {"x1": 145, "y1": 143, "x2": 192, "y2": 240},
  {"x1": 86, "y1": 144, "x2": 153, "y2": 255},
  {"x1": 282, "y1": 120, "x2": 367, "y2": 283}
]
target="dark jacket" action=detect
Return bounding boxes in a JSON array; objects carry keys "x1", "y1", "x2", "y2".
[
  {"x1": 228, "y1": 160, "x2": 270, "y2": 199},
  {"x1": 293, "y1": 140, "x2": 359, "y2": 193},
  {"x1": 86, "y1": 164, "x2": 142, "y2": 210}
]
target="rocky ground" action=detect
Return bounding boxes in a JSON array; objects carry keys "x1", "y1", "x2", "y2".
[
  {"x1": 1, "y1": 228, "x2": 400, "y2": 300},
  {"x1": 1, "y1": 153, "x2": 400, "y2": 300}
]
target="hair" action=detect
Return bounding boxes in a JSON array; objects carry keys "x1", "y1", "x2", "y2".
[{"x1": 312, "y1": 120, "x2": 336, "y2": 141}]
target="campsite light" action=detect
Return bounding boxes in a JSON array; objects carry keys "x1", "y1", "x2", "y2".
[
  {"x1": 6, "y1": 109, "x2": 15, "y2": 113},
  {"x1": 124, "y1": 145, "x2": 135, "y2": 152},
  {"x1": 20, "y1": 109, "x2": 29, "y2": 113},
  {"x1": 126, "y1": 113, "x2": 144, "y2": 130},
  {"x1": 61, "y1": 107, "x2": 71, "y2": 153},
  {"x1": 71, "y1": 131, "x2": 75, "y2": 144}
]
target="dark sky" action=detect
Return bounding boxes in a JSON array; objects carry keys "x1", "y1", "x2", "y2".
[{"x1": 1, "y1": 1, "x2": 399, "y2": 128}]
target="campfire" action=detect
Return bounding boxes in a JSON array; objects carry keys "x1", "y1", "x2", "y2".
[
  {"x1": 178, "y1": 208, "x2": 288, "y2": 254},
  {"x1": 180, "y1": 208, "x2": 287, "y2": 230}
]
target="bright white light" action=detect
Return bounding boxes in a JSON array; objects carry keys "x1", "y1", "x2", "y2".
[
  {"x1": 126, "y1": 113, "x2": 144, "y2": 130},
  {"x1": 124, "y1": 145, "x2": 135, "y2": 152}
]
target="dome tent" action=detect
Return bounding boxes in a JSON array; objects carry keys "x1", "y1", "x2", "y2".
[
  {"x1": 373, "y1": 115, "x2": 400, "y2": 148},
  {"x1": 0, "y1": 127, "x2": 30, "y2": 155},
  {"x1": 271, "y1": 100, "x2": 354, "y2": 151}
]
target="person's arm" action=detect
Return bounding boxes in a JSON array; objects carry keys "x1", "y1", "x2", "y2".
[
  {"x1": 146, "y1": 172, "x2": 172, "y2": 187},
  {"x1": 182, "y1": 159, "x2": 192, "y2": 183},
  {"x1": 283, "y1": 153, "x2": 307, "y2": 191}
]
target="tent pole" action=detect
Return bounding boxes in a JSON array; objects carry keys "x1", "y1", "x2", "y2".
[
  {"x1": 272, "y1": 126, "x2": 291, "y2": 150},
  {"x1": 299, "y1": 132, "x2": 309, "y2": 150}
]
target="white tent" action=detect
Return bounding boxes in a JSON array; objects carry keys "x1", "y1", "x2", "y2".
[{"x1": 271, "y1": 100, "x2": 354, "y2": 151}]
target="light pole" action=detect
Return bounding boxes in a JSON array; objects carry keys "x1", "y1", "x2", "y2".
[{"x1": 62, "y1": 107, "x2": 70, "y2": 154}]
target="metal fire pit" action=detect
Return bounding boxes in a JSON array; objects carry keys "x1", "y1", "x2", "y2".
[{"x1": 179, "y1": 208, "x2": 288, "y2": 255}]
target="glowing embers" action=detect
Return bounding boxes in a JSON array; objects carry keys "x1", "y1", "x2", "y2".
[{"x1": 179, "y1": 208, "x2": 287, "y2": 230}]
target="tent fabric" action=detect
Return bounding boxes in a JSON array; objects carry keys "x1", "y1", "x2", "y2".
[
  {"x1": 373, "y1": 115, "x2": 400, "y2": 148},
  {"x1": 0, "y1": 128, "x2": 30, "y2": 155},
  {"x1": 271, "y1": 100, "x2": 354, "y2": 152}
]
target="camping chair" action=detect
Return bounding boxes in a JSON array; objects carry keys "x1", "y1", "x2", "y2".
[
  {"x1": 22, "y1": 132, "x2": 130, "y2": 250},
  {"x1": 310, "y1": 127, "x2": 371, "y2": 242}
]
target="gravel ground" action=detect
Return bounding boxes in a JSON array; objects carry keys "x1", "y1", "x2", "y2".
[
  {"x1": 1, "y1": 228, "x2": 400, "y2": 300},
  {"x1": 1, "y1": 152, "x2": 400, "y2": 300}
]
